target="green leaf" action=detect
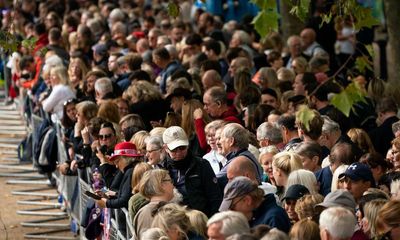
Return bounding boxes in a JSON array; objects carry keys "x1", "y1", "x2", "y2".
[
  {"x1": 295, "y1": 105, "x2": 316, "y2": 132},
  {"x1": 365, "y1": 44, "x2": 374, "y2": 58},
  {"x1": 353, "y1": 6, "x2": 380, "y2": 30},
  {"x1": 330, "y1": 82, "x2": 367, "y2": 117},
  {"x1": 319, "y1": 12, "x2": 332, "y2": 28},
  {"x1": 167, "y1": 2, "x2": 180, "y2": 18},
  {"x1": 21, "y1": 37, "x2": 37, "y2": 51},
  {"x1": 355, "y1": 56, "x2": 373, "y2": 74},
  {"x1": 252, "y1": 9, "x2": 280, "y2": 40},
  {"x1": 290, "y1": 0, "x2": 310, "y2": 22}
]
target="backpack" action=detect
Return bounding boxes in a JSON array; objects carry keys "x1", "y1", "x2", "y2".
[
  {"x1": 33, "y1": 119, "x2": 58, "y2": 174},
  {"x1": 17, "y1": 133, "x2": 33, "y2": 162}
]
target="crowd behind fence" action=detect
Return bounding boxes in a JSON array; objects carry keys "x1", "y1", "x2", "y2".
[{"x1": 21, "y1": 95, "x2": 133, "y2": 240}]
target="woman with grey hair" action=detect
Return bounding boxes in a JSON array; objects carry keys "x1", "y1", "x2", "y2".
[{"x1": 145, "y1": 135, "x2": 167, "y2": 168}]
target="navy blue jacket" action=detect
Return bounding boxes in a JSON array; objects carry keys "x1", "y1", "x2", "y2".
[
  {"x1": 217, "y1": 149, "x2": 263, "y2": 189},
  {"x1": 315, "y1": 166, "x2": 333, "y2": 196},
  {"x1": 250, "y1": 193, "x2": 291, "y2": 233}
]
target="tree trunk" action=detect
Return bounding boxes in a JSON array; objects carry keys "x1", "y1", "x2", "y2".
[
  {"x1": 384, "y1": 0, "x2": 400, "y2": 102},
  {"x1": 279, "y1": 0, "x2": 304, "y2": 41}
]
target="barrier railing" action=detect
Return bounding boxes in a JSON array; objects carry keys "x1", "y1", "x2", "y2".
[{"x1": 21, "y1": 95, "x2": 134, "y2": 240}]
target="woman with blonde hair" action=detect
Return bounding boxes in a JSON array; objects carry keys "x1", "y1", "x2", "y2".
[
  {"x1": 289, "y1": 218, "x2": 321, "y2": 240},
  {"x1": 291, "y1": 57, "x2": 308, "y2": 74},
  {"x1": 186, "y1": 209, "x2": 208, "y2": 239},
  {"x1": 134, "y1": 169, "x2": 175, "y2": 238},
  {"x1": 124, "y1": 80, "x2": 169, "y2": 130},
  {"x1": 42, "y1": 65, "x2": 75, "y2": 121},
  {"x1": 331, "y1": 164, "x2": 349, "y2": 192},
  {"x1": 272, "y1": 151, "x2": 303, "y2": 199},
  {"x1": 361, "y1": 199, "x2": 388, "y2": 239},
  {"x1": 347, "y1": 128, "x2": 375, "y2": 155},
  {"x1": 203, "y1": 120, "x2": 227, "y2": 174},
  {"x1": 295, "y1": 194, "x2": 324, "y2": 221},
  {"x1": 141, "y1": 228, "x2": 170, "y2": 240},
  {"x1": 152, "y1": 203, "x2": 203, "y2": 240},
  {"x1": 128, "y1": 162, "x2": 152, "y2": 225},
  {"x1": 259, "y1": 146, "x2": 280, "y2": 184},
  {"x1": 68, "y1": 57, "x2": 88, "y2": 99},
  {"x1": 377, "y1": 200, "x2": 400, "y2": 239},
  {"x1": 131, "y1": 130, "x2": 150, "y2": 155}
]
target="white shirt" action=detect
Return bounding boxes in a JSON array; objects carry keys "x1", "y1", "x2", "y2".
[
  {"x1": 203, "y1": 149, "x2": 227, "y2": 175},
  {"x1": 42, "y1": 84, "x2": 75, "y2": 122},
  {"x1": 303, "y1": 42, "x2": 327, "y2": 58}
]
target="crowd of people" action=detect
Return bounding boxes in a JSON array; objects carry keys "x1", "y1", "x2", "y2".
[{"x1": 3, "y1": 0, "x2": 400, "y2": 239}]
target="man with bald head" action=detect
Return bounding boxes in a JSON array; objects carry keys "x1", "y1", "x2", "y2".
[
  {"x1": 227, "y1": 156, "x2": 258, "y2": 182},
  {"x1": 202, "y1": 70, "x2": 223, "y2": 91},
  {"x1": 300, "y1": 28, "x2": 327, "y2": 60},
  {"x1": 228, "y1": 57, "x2": 251, "y2": 78}
]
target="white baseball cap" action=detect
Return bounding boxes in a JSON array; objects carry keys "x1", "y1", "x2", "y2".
[{"x1": 163, "y1": 126, "x2": 189, "y2": 150}]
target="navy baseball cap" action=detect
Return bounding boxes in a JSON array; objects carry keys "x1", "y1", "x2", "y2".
[{"x1": 339, "y1": 162, "x2": 376, "y2": 187}]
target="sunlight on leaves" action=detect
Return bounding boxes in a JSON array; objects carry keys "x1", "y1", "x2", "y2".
[
  {"x1": 295, "y1": 105, "x2": 316, "y2": 132},
  {"x1": 330, "y1": 82, "x2": 367, "y2": 117},
  {"x1": 167, "y1": 2, "x2": 180, "y2": 18},
  {"x1": 365, "y1": 44, "x2": 375, "y2": 58},
  {"x1": 353, "y1": 6, "x2": 380, "y2": 30},
  {"x1": 252, "y1": 9, "x2": 279, "y2": 40},
  {"x1": 355, "y1": 56, "x2": 373, "y2": 74}
]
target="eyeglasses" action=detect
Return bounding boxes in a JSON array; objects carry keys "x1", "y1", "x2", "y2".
[
  {"x1": 99, "y1": 134, "x2": 113, "y2": 140},
  {"x1": 147, "y1": 148, "x2": 161, "y2": 154},
  {"x1": 169, "y1": 146, "x2": 187, "y2": 152}
]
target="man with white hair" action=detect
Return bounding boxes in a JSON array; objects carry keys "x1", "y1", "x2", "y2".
[
  {"x1": 256, "y1": 122, "x2": 284, "y2": 149},
  {"x1": 207, "y1": 211, "x2": 250, "y2": 240},
  {"x1": 216, "y1": 123, "x2": 263, "y2": 188},
  {"x1": 94, "y1": 77, "x2": 114, "y2": 104},
  {"x1": 319, "y1": 207, "x2": 356, "y2": 240}
]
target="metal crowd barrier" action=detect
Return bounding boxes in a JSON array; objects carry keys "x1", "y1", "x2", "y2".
[{"x1": 20, "y1": 95, "x2": 136, "y2": 239}]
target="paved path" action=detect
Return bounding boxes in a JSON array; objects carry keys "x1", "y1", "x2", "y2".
[{"x1": 0, "y1": 101, "x2": 77, "y2": 240}]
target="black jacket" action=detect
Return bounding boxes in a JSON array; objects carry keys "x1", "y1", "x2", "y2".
[
  {"x1": 369, "y1": 116, "x2": 399, "y2": 155},
  {"x1": 106, "y1": 164, "x2": 134, "y2": 209},
  {"x1": 162, "y1": 151, "x2": 222, "y2": 217}
]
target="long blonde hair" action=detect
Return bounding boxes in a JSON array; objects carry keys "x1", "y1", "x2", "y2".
[
  {"x1": 272, "y1": 151, "x2": 303, "y2": 176},
  {"x1": 364, "y1": 199, "x2": 388, "y2": 238},
  {"x1": 151, "y1": 203, "x2": 191, "y2": 240}
]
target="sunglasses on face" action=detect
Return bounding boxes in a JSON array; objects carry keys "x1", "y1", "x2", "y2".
[
  {"x1": 169, "y1": 146, "x2": 187, "y2": 152},
  {"x1": 99, "y1": 134, "x2": 113, "y2": 140}
]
